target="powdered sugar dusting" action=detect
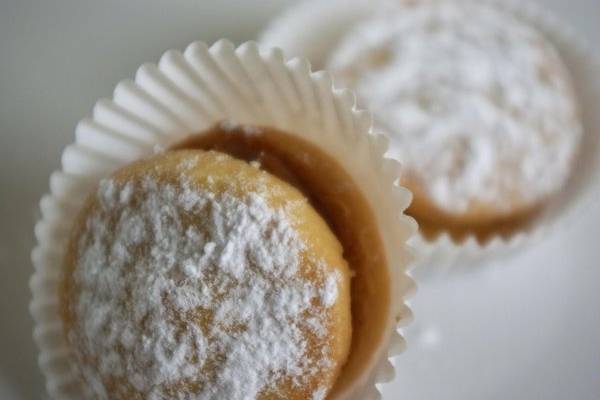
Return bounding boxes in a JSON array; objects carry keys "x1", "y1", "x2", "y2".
[
  {"x1": 220, "y1": 119, "x2": 263, "y2": 136},
  {"x1": 312, "y1": 386, "x2": 328, "y2": 400},
  {"x1": 321, "y1": 270, "x2": 340, "y2": 308},
  {"x1": 329, "y1": 0, "x2": 582, "y2": 213},
  {"x1": 69, "y1": 163, "x2": 341, "y2": 399}
]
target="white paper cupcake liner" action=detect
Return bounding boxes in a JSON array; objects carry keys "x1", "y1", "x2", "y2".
[
  {"x1": 260, "y1": 0, "x2": 600, "y2": 279},
  {"x1": 30, "y1": 40, "x2": 416, "y2": 399}
]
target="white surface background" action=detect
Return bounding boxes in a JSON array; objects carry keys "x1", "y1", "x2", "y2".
[{"x1": 0, "y1": 1, "x2": 598, "y2": 399}]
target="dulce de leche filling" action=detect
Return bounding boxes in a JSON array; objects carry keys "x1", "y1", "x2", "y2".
[{"x1": 173, "y1": 123, "x2": 391, "y2": 395}]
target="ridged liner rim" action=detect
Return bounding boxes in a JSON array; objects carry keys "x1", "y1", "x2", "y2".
[{"x1": 30, "y1": 40, "x2": 417, "y2": 399}]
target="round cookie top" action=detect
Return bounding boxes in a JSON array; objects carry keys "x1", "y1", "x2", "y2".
[
  {"x1": 61, "y1": 150, "x2": 351, "y2": 400},
  {"x1": 328, "y1": 0, "x2": 581, "y2": 218}
]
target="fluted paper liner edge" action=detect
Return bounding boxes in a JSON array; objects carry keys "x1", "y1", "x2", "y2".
[{"x1": 30, "y1": 40, "x2": 417, "y2": 399}]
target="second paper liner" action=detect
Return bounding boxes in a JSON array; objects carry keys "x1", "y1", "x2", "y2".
[{"x1": 260, "y1": 0, "x2": 600, "y2": 278}]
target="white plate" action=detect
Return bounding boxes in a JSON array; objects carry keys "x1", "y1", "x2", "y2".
[{"x1": 0, "y1": 0, "x2": 599, "y2": 399}]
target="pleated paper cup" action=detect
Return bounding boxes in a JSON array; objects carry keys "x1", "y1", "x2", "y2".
[
  {"x1": 260, "y1": 0, "x2": 600, "y2": 279},
  {"x1": 30, "y1": 40, "x2": 416, "y2": 399}
]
